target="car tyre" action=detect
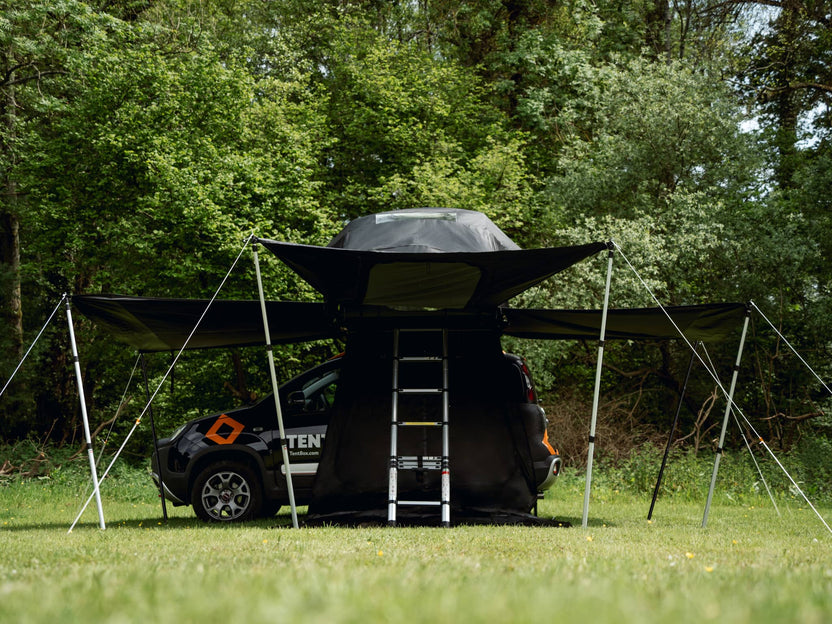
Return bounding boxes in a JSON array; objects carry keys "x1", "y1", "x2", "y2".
[{"x1": 192, "y1": 461, "x2": 262, "y2": 522}]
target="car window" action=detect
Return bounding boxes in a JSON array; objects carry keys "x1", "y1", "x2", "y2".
[{"x1": 299, "y1": 370, "x2": 340, "y2": 412}]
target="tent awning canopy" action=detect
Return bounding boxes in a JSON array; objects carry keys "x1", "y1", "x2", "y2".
[
  {"x1": 71, "y1": 295, "x2": 337, "y2": 353},
  {"x1": 503, "y1": 303, "x2": 748, "y2": 342},
  {"x1": 72, "y1": 295, "x2": 746, "y2": 352},
  {"x1": 255, "y1": 240, "x2": 609, "y2": 310},
  {"x1": 73, "y1": 210, "x2": 746, "y2": 350}
]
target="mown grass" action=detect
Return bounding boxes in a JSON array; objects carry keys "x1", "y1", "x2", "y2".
[{"x1": 2, "y1": 465, "x2": 831, "y2": 624}]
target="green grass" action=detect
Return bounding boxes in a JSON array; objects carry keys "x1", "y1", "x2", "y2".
[{"x1": 2, "y1": 469, "x2": 831, "y2": 624}]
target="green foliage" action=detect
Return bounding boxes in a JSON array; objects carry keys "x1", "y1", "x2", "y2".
[
  {"x1": 545, "y1": 59, "x2": 753, "y2": 222},
  {"x1": 793, "y1": 431, "x2": 832, "y2": 501},
  {"x1": 23, "y1": 25, "x2": 334, "y2": 299},
  {"x1": 367, "y1": 136, "x2": 541, "y2": 244},
  {"x1": 0, "y1": 436, "x2": 73, "y2": 484},
  {"x1": 609, "y1": 445, "x2": 751, "y2": 501},
  {"x1": 555, "y1": 440, "x2": 832, "y2": 507},
  {"x1": 314, "y1": 22, "x2": 512, "y2": 220}
]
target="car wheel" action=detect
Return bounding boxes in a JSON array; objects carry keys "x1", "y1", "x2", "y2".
[{"x1": 192, "y1": 461, "x2": 262, "y2": 522}]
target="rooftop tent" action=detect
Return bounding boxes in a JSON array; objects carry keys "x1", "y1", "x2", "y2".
[
  {"x1": 255, "y1": 208, "x2": 608, "y2": 309},
  {"x1": 328, "y1": 208, "x2": 520, "y2": 252},
  {"x1": 71, "y1": 295, "x2": 337, "y2": 352}
]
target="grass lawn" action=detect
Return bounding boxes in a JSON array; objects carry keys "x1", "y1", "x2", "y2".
[{"x1": 1, "y1": 471, "x2": 831, "y2": 624}]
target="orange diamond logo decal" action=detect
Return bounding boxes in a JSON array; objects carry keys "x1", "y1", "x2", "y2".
[{"x1": 205, "y1": 414, "x2": 245, "y2": 445}]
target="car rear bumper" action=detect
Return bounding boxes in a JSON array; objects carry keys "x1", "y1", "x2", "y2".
[
  {"x1": 535, "y1": 454, "x2": 562, "y2": 492},
  {"x1": 151, "y1": 471, "x2": 187, "y2": 505},
  {"x1": 150, "y1": 445, "x2": 189, "y2": 506}
]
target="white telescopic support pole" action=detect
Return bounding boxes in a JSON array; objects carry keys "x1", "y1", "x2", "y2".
[
  {"x1": 702, "y1": 309, "x2": 751, "y2": 528},
  {"x1": 65, "y1": 298, "x2": 106, "y2": 530},
  {"x1": 582, "y1": 246, "x2": 614, "y2": 529},
  {"x1": 252, "y1": 243, "x2": 299, "y2": 529}
]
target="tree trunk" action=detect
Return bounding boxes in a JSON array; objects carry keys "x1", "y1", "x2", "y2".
[
  {"x1": 646, "y1": 0, "x2": 672, "y2": 63},
  {"x1": 0, "y1": 207, "x2": 22, "y2": 358},
  {"x1": 771, "y1": 0, "x2": 801, "y2": 191},
  {"x1": 1, "y1": 71, "x2": 23, "y2": 360}
]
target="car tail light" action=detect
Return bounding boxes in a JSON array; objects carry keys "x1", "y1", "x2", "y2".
[{"x1": 520, "y1": 361, "x2": 536, "y2": 402}]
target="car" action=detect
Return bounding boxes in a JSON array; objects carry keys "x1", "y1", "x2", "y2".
[{"x1": 151, "y1": 350, "x2": 561, "y2": 523}]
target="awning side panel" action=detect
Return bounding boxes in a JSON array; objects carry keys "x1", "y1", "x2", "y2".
[
  {"x1": 72, "y1": 295, "x2": 336, "y2": 352},
  {"x1": 503, "y1": 304, "x2": 747, "y2": 342}
]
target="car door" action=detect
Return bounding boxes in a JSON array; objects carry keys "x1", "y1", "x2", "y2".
[{"x1": 273, "y1": 365, "x2": 340, "y2": 487}]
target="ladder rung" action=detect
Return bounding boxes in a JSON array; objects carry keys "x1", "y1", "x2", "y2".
[
  {"x1": 398, "y1": 388, "x2": 443, "y2": 394},
  {"x1": 397, "y1": 421, "x2": 442, "y2": 427},
  {"x1": 397, "y1": 456, "x2": 442, "y2": 470},
  {"x1": 398, "y1": 500, "x2": 442, "y2": 506}
]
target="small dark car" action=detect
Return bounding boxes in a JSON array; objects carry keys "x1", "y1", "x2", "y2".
[{"x1": 151, "y1": 352, "x2": 560, "y2": 522}]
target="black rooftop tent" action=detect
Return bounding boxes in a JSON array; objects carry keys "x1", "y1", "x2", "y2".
[
  {"x1": 255, "y1": 209, "x2": 607, "y2": 310},
  {"x1": 73, "y1": 208, "x2": 747, "y2": 527}
]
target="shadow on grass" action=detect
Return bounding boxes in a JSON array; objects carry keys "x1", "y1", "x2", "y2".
[
  {"x1": 6, "y1": 511, "x2": 597, "y2": 531},
  {"x1": 553, "y1": 515, "x2": 618, "y2": 528},
  {"x1": 3, "y1": 513, "x2": 296, "y2": 532}
]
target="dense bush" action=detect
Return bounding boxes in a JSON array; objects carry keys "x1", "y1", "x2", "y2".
[{"x1": 557, "y1": 437, "x2": 832, "y2": 506}]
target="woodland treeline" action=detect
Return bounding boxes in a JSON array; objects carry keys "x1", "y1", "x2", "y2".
[{"x1": 1, "y1": 1, "x2": 830, "y2": 469}]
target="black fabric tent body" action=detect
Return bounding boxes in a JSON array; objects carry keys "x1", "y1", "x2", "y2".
[{"x1": 308, "y1": 329, "x2": 548, "y2": 521}]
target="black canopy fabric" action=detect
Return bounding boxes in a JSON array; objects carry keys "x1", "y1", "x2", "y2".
[
  {"x1": 254, "y1": 241, "x2": 609, "y2": 309},
  {"x1": 71, "y1": 295, "x2": 336, "y2": 352},
  {"x1": 306, "y1": 330, "x2": 549, "y2": 522},
  {"x1": 73, "y1": 210, "x2": 745, "y2": 354},
  {"x1": 503, "y1": 303, "x2": 748, "y2": 342},
  {"x1": 72, "y1": 295, "x2": 747, "y2": 352},
  {"x1": 255, "y1": 209, "x2": 608, "y2": 309}
]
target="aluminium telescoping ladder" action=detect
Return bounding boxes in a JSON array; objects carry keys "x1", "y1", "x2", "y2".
[{"x1": 387, "y1": 328, "x2": 451, "y2": 527}]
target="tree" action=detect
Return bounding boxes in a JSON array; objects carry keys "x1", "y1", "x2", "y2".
[
  {"x1": 0, "y1": 1, "x2": 117, "y2": 360},
  {"x1": 305, "y1": 21, "x2": 514, "y2": 220},
  {"x1": 543, "y1": 59, "x2": 754, "y2": 237},
  {"x1": 734, "y1": 0, "x2": 832, "y2": 190},
  {"x1": 24, "y1": 23, "x2": 333, "y2": 294},
  {"x1": 720, "y1": 0, "x2": 832, "y2": 442},
  {"x1": 510, "y1": 58, "x2": 763, "y2": 448},
  {"x1": 0, "y1": 1, "x2": 124, "y2": 437},
  {"x1": 2, "y1": 6, "x2": 336, "y2": 439}
]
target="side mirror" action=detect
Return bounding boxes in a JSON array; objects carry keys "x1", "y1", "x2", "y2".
[{"x1": 287, "y1": 391, "x2": 306, "y2": 410}]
